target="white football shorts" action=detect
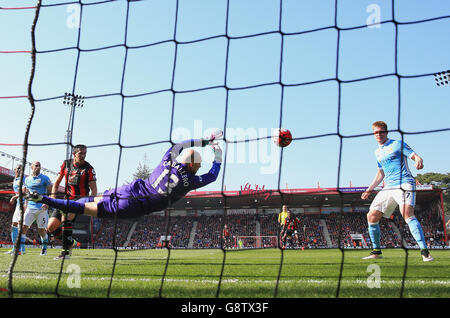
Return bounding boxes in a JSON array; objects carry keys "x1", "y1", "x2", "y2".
[
  {"x1": 23, "y1": 207, "x2": 48, "y2": 229},
  {"x1": 12, "y1": 203, "x2": 25, "y2": 224},
  {"x1": 369, "y1": 183, "x2": 416, "y2": 218}
]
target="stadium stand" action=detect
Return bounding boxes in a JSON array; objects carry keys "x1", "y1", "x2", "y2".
[
  {"x1": 1, "y1": 205, "x2": 447, "y2": 250},
  {"x1": 393, "y1": 201, "x2": 447, "y2": 249},
  {"x1": 325, "y1": 212, "x2": 401, "y2": 248},
  {"x1": 0, "y1": 162, "x2": 447, "y2": 251},
  {"x1": 93, "y1": 219, "x2": 133, "y2": 249}
]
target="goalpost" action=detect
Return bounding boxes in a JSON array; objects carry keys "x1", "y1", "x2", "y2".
[{"x1": 234, "y1": 235, "x2": 278, "y2": 249}]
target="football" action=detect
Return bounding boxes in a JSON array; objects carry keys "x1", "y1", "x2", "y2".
[{"x1": 273, "y1": 128, "x2": 292, "y2": 147}]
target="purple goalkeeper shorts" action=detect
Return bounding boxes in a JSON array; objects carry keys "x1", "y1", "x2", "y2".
[{"x1": 96, "y1": 180, "x2": 168, "y2": 219}]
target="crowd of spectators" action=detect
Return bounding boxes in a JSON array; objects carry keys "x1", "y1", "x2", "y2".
[
  {"x1": 298, "y1": 214, "x2": 328, "y2": 248},
  {"x1": 192, "y1": 215, "x2": 222, "y2": 248},
  {"x1": 0, "y1": 212, "x2": 10, "y2": 243},
  {"x1": 393, "y1": 202, "x2": 447, "y2": 249},
  {"x1": 325, "y1": 213, "x2": 401, "y2": 248},
  {"x1": 93, "y1": 219, "x2": 133, "y2": 248},
  {"x1": 127, "y1": 215, "x2": 194, "y2": 249},
  {"x1": 225, "y1": 214, "x2": 258, "y2": 248},
  {"x1": 258, "y1": 213, "x2": 280, "y2": 248}
]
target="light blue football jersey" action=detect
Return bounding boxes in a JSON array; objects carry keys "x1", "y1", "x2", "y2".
[
  {"x1": 375, "y1": 139, "x2": 415, "y2": 188},
  {"x1": 24, "y1": 174, "x2": 52, "y2": 209},
  {"x1": 13, "y1": 176, "x2": 26, "y2": 206}
]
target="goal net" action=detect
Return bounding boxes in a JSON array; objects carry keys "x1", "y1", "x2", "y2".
[
  {"x1": 235, "y1": 235, "x2": 278, "y2": 249},
  {"x1": 1, "y1": 0, "x2": 449, "y2": 300}
]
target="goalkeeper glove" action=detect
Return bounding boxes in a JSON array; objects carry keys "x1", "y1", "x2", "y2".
[
  {"x1": 201, "y1": 129, "x2": 223, "y2": 147},
  {"x1": 212, "y1": 144, "x2": 222, "y2": 163}
]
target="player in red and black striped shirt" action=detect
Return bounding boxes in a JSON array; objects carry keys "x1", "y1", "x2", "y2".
[
  {"x1": 222, "y1": 224, "x2": 232, "y2": 248},
  {"x1": 281, "y1": 211, "x2": 300, "y2": 249},
  {"x1": 47, "y1": 145, "x2": 97, "y2": 260}
]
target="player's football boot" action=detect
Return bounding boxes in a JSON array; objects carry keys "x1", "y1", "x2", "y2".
[
  {"x1": 40, "y1": 248, "x2": 47, "y2": 256},
  {"x1": 68, "y1": 239, "x2": 78, "y2": 256},
  {"x1": 27, "y1": 191, "x2": 43, "y2": 202},
  {"x1": 54, "y1": 250, "x2": 70, "y2": 260},
  {"x1": 362, "y1": 250, "x2": 383, "y2": 260},
  {"x1": 421, "y1": 249, "x2": 434, "y2": 262}
]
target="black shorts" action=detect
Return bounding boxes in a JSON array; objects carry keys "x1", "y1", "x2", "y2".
[{"x1": 286, "y1": 229, "x2": 297, "y2": 237}]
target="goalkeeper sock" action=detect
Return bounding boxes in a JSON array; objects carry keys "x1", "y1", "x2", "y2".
[
  {"x1": 41, "y1": 197, "x2": 86, "y2": 215},
  {"x1": 49, "y1": 227, "x2": 62, "y2": 240},
  {"x1": 368, "y1": 222, "x2": 381, "y2": 250},
  {"x1": 61, "y1": 220, "x2": 73, "y2": 251},
  {"x1": 406, "y1": 216, "x2": 426, "y2": 250}
]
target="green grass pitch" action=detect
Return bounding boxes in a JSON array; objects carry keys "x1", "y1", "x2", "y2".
[{"x1": 0, "y1": 247, "x2": 449, "y2": 298}]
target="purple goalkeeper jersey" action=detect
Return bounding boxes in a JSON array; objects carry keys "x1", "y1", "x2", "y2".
[{"x1": 97, "y1": 139, "x2": 221, "y2": 218}]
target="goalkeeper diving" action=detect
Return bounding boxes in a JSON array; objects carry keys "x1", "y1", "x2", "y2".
[{"x1": 27, "y1": 131, "x2": 223, "y2": 219}]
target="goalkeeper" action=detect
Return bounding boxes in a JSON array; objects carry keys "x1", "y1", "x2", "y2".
[{"x1": 27, "y1": 132, "x2": 223, "y2": 219}]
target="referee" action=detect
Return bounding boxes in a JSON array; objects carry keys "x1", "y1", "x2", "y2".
[{"x1": 278, "y1": 205, "x2": 289, "y2": 247}]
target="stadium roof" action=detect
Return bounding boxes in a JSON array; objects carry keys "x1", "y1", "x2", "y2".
[
  {"x1": 0, "y1": 166, "x2": 14, "y2": 184},
  {"x1": 172, "y1": 186, "x2": 442, "y2": 210}
]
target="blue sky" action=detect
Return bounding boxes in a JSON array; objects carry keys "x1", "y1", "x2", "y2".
[{"x1": 0, "y1": 0, "x2": 449, "y2": 194}]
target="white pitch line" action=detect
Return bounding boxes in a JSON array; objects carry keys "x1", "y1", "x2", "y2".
[{"x1": 2, "y1": 274, "x2": 450, "y2": 286}]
